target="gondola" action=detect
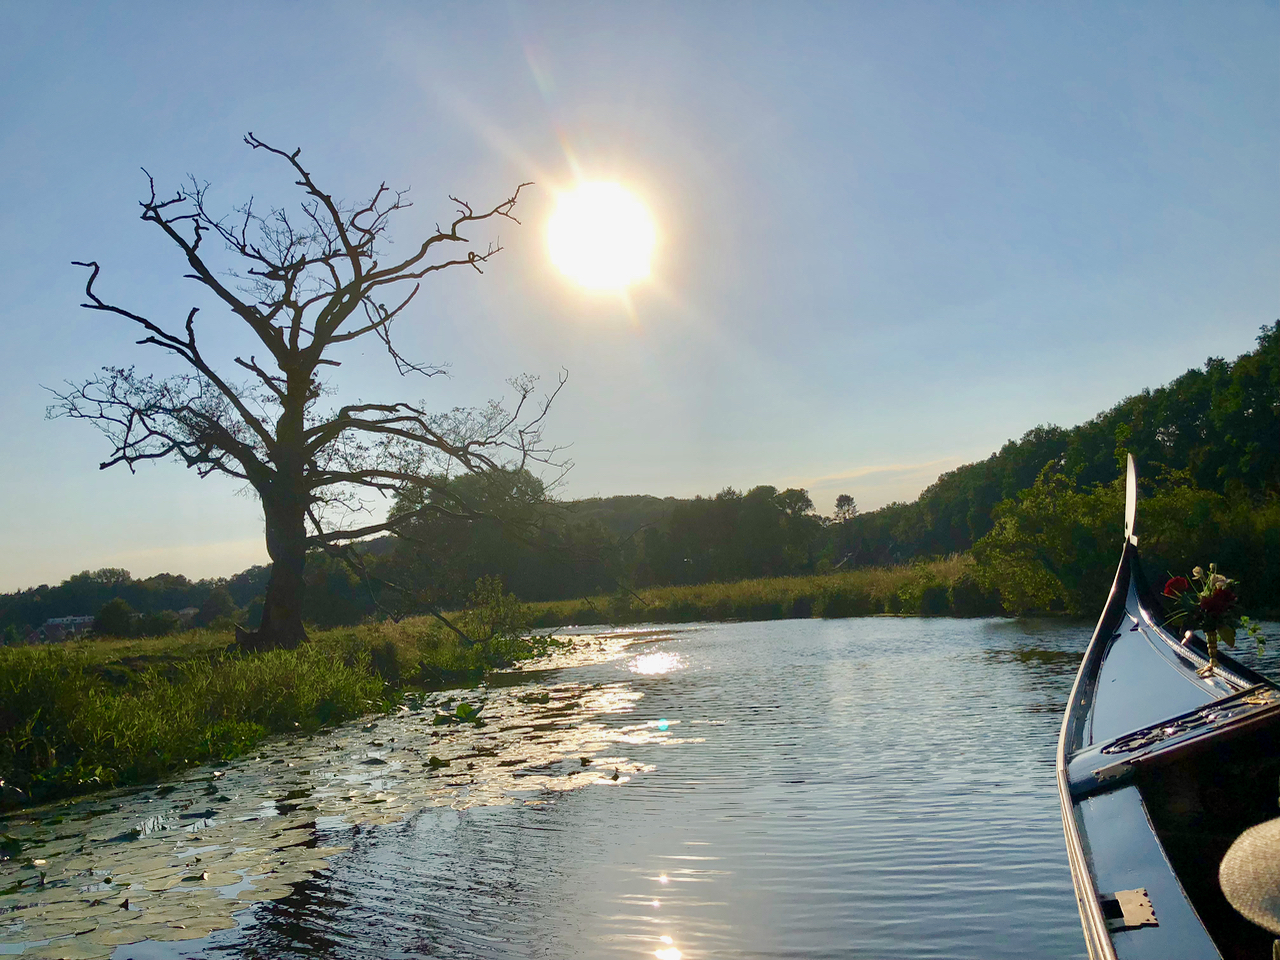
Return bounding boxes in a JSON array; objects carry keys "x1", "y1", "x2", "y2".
[{"x1": 1057, "y1": 456, "x2": 1280, "y2": 959}]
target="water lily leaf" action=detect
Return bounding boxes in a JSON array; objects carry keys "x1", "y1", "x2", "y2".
[
  {"x1": 190, "y1": 871, "x2": 242, "y2": 888},
  {"x1": 139, "y1": 922, "x2": 207, "y2": 941},
  {"x1": 236, "y1": 882, "x2": 294, "y2": 901},
  {"x1": 180, "y1": 914, "x2": 239, "y2": 936},
  {"x1": 0, "y1": 919, "x2": 75, "y2": 943},
  {"x1": 280, "y1": 858, "x2": 330, "y2": 875},
  {"x1": 309, "y1": 846, "x2": 349, "y2": 858},
  {"x1": 20, "y1": 937, "x2": 113, "y2": 959},
  {"x1": 136, "y1": 902, "x2": 205, "y2": 925},
  {"x1": 82, "y1": 921, "x2": 153, "y2": 946},
  {"x1": 124, "y1": 864, "x2": 183, "y2": 885},
  {"x1": 200, "y1": 853, "x2": 262, "y2": 876},
  {"x1": 14, "y1": 886, "x2": 94, "y2": 907},
  {"x1": 56, "y1": 901, "x2": 121, "y2": 922},
  {"x1": 141, "y1": 875, "x2": 183, "y2": 892}
]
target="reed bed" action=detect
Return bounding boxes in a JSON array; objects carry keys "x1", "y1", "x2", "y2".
[{"x1": 529, "y1": 556, "x2": 1002, "y2": 627}]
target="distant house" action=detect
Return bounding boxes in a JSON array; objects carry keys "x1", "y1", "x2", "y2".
[
  {"x1": 38, "y1": 615, "x2": 96, "y2": 642},
  {"x1": 178, "y1": 607, "x2": 200, "y2": 623}
]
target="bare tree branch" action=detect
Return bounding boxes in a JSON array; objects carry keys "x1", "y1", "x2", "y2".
[{"x1": 49, "y1": 136, "x2": 562, "y2": 650}]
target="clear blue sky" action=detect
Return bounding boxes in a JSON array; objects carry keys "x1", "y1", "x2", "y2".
[{"x1": 1, "y1": 1, "x2": 1276, "y2": 592}]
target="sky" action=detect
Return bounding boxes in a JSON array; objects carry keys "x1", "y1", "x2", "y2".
[{"x1": 0, "y1": 1, "x2": 1276, "y2": 592}]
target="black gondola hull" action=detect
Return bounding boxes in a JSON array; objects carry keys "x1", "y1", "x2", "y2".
[{"x1": 1057, "y1": 527, "x2": 1280, "y2": 958}]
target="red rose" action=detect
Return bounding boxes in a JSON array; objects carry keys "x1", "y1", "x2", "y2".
[
  {"x1": 1164, "y1": 576, "x2": 1189, "y2": 598},
  {"x1": 1199, "y1": 587, "x2": 1236, "y2": 616}
]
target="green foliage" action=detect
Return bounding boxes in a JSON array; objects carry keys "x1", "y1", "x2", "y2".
[
  {"x1": 432, "y1": 700, "x2": 485, "y2": 727},
  {"x1": 834, "y1": 494, "x2": 857, "y2": 522},
  {"x1": 0, "y1": 641, "x2": 382, "y2": 803},
  {"x1": 382, "y1": 468, "x2": 623, "y2": 615},
  {"x1": 638, "y1": 485, "x2": 822, "y2": 585},
  {"x1": 0, "y1": 565, "x2": 272, "y2": 638},
  {"x1": 136, "y1": 610, "x2": 181, "y2": 638},
  {"x1": 970, "y1": 468, "x2": 1122, "y2": 614},
  {"x1": 92, "y1": 598, "x2": 182, "y2": 638},
  {"x1": 195, "y1": 587, "x2": 239, "y2": 627},
  {"x1": 973, "y1": 467, "x2": 1280, "y2": 615},
  {"x1": 93, "y1": 597, "x2": 136, "y2": 637},
  {"x1": 527, "y1": 557, "x2": 996, "y2": 626},
  {"x1": 830, "y1": 324, "x2": 1278, "y2": 567},
  {"x1": 948, "y1": 571, "x2": 1005, "y2": 617},
  {"x1": 461, "y1": 576, "x2": 532, "y2": 643},
  {"x1": 0, "y1": 606, "x2": 558, "y2": 808}
]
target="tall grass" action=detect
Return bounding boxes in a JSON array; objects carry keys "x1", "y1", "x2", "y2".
[
  {"x1": 0, "y1": 614, "x2": 549, "y2": 808},
  {"x1": 0, "y1": 641, "x2": 381, "y2": 802},
  {"x1": 529, "y1": 556, "x2": 1002, "y2": 627}
]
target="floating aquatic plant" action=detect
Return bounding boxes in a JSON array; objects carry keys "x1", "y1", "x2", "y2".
[{"x1": 0, "y1": 630, "x2": 690, "y2": 956}]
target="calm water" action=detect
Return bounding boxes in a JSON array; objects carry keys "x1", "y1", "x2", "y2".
[{"x1": 4, "y1": 618, "x2": 1149, "y2": 959}]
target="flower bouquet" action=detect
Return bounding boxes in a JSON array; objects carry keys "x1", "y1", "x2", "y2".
[{"x1": 1163, "y1": 564, "x2": 1266, "y2": 676}]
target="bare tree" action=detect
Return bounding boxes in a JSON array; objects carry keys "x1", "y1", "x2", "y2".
[{"x1": 50, "y1": 134, "x2": 564, "y2": 651}]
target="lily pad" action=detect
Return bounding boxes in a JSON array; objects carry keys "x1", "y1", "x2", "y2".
[
  {"x1": 82, "y1": 921, "x2": 155, "y2": 946},
  {"x1": 20, "y1": 937, "x2": 114, "y2": 959},
  {"x1": 236, "y1": 882, "x2": 295, "y2": 901}
]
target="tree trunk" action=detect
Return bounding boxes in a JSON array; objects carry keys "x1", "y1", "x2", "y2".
[{"x1": 237, "y1": 496, "x2": 308, "y2": 652}]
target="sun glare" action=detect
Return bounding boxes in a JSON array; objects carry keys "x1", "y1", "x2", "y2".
[{"x1": 548, "y1": 182, "x2": 656, "y2": 292}]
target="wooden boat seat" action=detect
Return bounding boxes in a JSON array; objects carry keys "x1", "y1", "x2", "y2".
[{"x1": 1220, "y1": 816, "x2": 1280, "y2": 936}]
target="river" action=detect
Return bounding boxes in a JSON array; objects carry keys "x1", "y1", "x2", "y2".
[{"x1": 10, "y1": 615, "x2": 1260, "y2": 959}]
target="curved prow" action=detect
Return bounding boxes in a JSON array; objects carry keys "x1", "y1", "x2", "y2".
[{"x1": 1124, "y1": 453, "x2": 1138, "y2": 547}]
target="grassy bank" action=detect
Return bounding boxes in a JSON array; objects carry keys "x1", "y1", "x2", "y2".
[
  {"x1": 0, "y1": 559, "x2": 997, "y2": 808},
  {"x1": 529, "y1": 555, "x2": 1003, "y2": 626},
  {"x1": 0, "y1": 617, "x2": 544, "y2": 808}
]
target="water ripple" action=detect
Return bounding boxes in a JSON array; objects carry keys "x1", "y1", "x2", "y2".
[{"x1": 0, "y1": 619, "x2": 1096, "y2": 958}]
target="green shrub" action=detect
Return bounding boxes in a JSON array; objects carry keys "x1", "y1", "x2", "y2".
[
  {"x1": 93, "y1": 597, "x2": 136, "y2": 637},
  {"x1": 949, "y1": 571, "x2": 1003, "y2": 616},
  {"x1": 917, "y1": 583, "x2": 951, "y2": 616},
  {"x1": 136, "y1": 610, "x2": 182, "y2": 637},
  {"x1": 973, "y1": 468, "x2": 1279, "y2": 616}
]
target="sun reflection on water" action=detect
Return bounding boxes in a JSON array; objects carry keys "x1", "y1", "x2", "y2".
[{"x1": 630, "y1": 651, "x2": 686, "y2": 675}]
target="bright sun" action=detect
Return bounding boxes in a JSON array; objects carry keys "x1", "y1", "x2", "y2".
[{"x1": 547, "y1": 182, "x2": 656, "y2": 292}]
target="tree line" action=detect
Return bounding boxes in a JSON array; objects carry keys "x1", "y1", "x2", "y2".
[
  {"x1": 830, "y1": 321, "x2": 1276, "y2": 568},
  {"x1": 5, "y1": 321, "x2": 1275, "y2": 635}
]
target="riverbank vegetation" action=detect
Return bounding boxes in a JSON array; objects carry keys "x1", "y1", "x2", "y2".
[
  {"x1": 527, "y1": 556, "x2": 1000, "y2": 625},
  {"x1": 0, "y1": 557, "x2": 997, "y2": 809},
  {"x1": 974, "y1": 468, "x2": 1280, "y2": 615},
  {"x1": 0, "y1": 582, "x2": 546, "y2": 808},
  {"x1": 2, "y1": 315, "x2": 1275, "y2": 807}
]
